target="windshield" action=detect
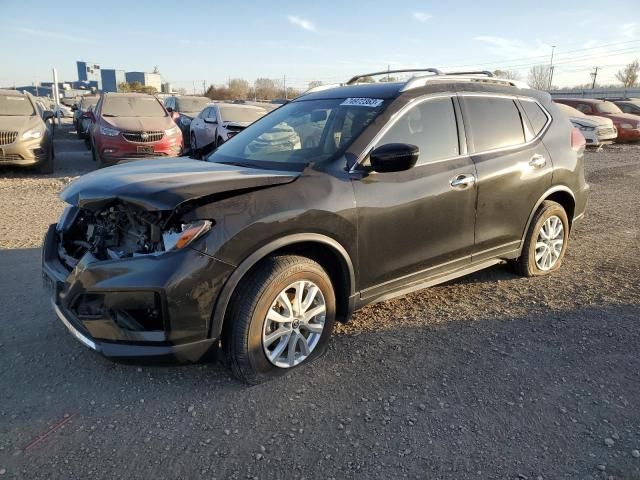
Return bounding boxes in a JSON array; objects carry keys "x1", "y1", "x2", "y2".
[
  {"x1": 80, "y1": 97, "x2": 99, "y2": 109},
  {"x1": 596, "y1": 102, "x2": 622, "y2": 114},
  {"x1": 219, "y1": 106, "x2": 267, "y2": 123},
  {"x1": 175, "y1": 97, "x2": 210, "y2": 114},
  {"x1": 207, "y1": 97, "x2": 387, "y2": 168},
  {"x1": 0, "y1": 94, "x2": 35, "y2": 116},
  {"x1": 557, "y1": 103, "x2": 586, "y2": 118},
  {"x1": 102, "y1": 95, "x2": 166, "y2": 117}
]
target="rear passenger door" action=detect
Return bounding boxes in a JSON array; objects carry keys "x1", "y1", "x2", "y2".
[
  {"x1": 353, "y1": 96, "x2": 477, "y2": 297},
  {"x1": 459, "y1": 94, "x2": 552, "y2": 261}
]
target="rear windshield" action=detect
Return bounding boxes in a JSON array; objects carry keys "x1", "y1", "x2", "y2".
[
  {"x1": 102, "y1": 96, "x2": 166, "y2": 117},
  {"x1": 175, "y1": 97, "x2": 210, "y2": 113},
  {"x1": 219, "y1": 106, "x2": 267, "y2": 123},
  {"x1": 0, "y1": 94, "x2": 35, "y2": 116},
  {"x1": 596, "y1": 102, "x2": 622, "y2": 114}
]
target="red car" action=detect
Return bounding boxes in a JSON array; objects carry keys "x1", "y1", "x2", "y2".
[
  {"x1": 87, "y1": 92, "x2": 183, "y2": 167},
  {"x1": 553, "y1": 98, "x2": 640, "y2": 142}
]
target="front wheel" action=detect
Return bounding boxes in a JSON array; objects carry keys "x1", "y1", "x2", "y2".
[
  {"x1": 513, "y1": 200, "x2": 569, "y2": 277},
  {"x1": 224, "y1": 255, "x2": 336, "y2": 384}
]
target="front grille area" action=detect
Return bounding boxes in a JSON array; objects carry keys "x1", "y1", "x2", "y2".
[
  {"x1": 122, "y1": 131, "x2": 164, "y2": 143},
  {"x1": 0, "y1": 131, "x2": 18, "y2": 145},
  {"x1": 0, "y1": 154, "x2": 24, "y2": 161}
]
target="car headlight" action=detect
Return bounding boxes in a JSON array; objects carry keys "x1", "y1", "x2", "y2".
[
  {"x1": 574, "y1": 123, "x2": 595, "y2": 131},
  {"x1": 179, "y1": 116, "x2": 192, "y2": 126},
  {"x1": 165, "y1": 126, "x2": 181, "y2": 136},
  {"x1": 99, "y1": 126, "x2": 120, "y2": 137},
  {"x1": 620, "y1": 123, "x2": 634, "y2": 129},
  {"x1": 22, "y1": 128, "x2": 43, "y2": 139},
  {"x1": 162, "y1": 220, "x2": 212, "y2": 251}
]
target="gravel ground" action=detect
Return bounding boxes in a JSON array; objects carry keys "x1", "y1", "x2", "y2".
[{"x1": 0, "y1": 125, "x2": 639, "y2": 479}]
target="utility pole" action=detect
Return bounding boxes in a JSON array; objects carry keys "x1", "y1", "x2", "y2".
[
  {"x1": 590, "y1": 67, "x2": 599, "y2": 89},
  {"x1": 387, "y1": 64, "x2": 390, "y2": 82},
  {"x1": 548, "y1": 45, "x2": 556, "y2": 90},
  {"x1": 52, "y1": 68, "x2": 61, "y2": 127},
  {"x1": 283, "y1": 75, "x2": 287, "y2": 100}
]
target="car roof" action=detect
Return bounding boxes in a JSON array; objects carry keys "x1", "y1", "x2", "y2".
[
  {"x1": 0, "y1": 89, "x2": 26, "y2": 96},
  {"x1": 103, "y1": 92, "x2": 156, "y2": 98}
]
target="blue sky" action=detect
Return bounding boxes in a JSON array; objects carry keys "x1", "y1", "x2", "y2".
[{"x1": 1, "y1": 0, "x2": 638, "y2": 90}]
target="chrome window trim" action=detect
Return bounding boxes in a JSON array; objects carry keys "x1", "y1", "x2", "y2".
[
  {"x1": 349, "y1": 92, "x2": 552, "y2": 173},
  {"x1": 348, "y1": 93, "x2": 459, "y2": 173},
  {"x1": 456, "y1": 92, "x2": 552, "y2": 157}
]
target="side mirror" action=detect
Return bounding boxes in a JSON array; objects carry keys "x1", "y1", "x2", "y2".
[
  {"x1": 370, "y1": 143, "x2": 419, "y2": 173},
  {"x1": 204, "y1": 117, "x2": 217, "y2": 124},
  {"x1": 171, "y1": 111, "x2": 180, "y2": 121},
  {"x1": 82, "y1": 111, "x2": 96, "y2": 122},
  {"x1": 43, "y1": 110, "x2": 55, "y2": 122}
]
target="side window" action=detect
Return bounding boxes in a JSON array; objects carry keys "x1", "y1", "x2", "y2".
[
  {"x1": 464, "y1": 96, "x2": 525, "y2": 152},
  {"x1": 208, "y1": 107, "x2": 218, "y2": 122},
  {"x1": 520, "y1": 100, "x2": 548, "y2": 136},
  {"x1": 199, "y1": 107, "x2": 209, "y2": 119},
  {"x1": 376, "y1": 97, "x2": 459, "y2": 165},
  {"x1": 575, "y1": 103, "x2": 592, "y2": 114}
]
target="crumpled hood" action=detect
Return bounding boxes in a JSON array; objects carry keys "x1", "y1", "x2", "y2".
[
  {"x1": 102, "y1": 116, "x2": 174, "y2": 132},
  {"x1": 61, "y1": 157, "x2": 300, "y2": 211}
]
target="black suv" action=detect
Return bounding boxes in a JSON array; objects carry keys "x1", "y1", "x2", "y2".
[{"x1": 42, "y1": 69, "x2": 589, "y2": 383}]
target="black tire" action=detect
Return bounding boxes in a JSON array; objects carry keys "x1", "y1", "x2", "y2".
[
  {"x1": 91, "y1": 143, "x2": 106, "y2": 168},
  {"x1": 35, "y1": 145, "x2": 54, "y2": 174},
  {"x1": 513, "y1": 200, "x2": 569, "y2": 277},
  {"x1": 224, "y1": 255, "x2": 336, "y2": 384}
]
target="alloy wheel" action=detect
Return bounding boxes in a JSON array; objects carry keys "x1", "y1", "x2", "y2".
[
  {"x1": 535, "y1": 215, "x2": 564, "y2": 271},
  {"x1": 262, "y1": 280, "x2": 326, "y2": 368}
]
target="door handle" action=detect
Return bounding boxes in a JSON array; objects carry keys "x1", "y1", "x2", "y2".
[
  {"x1": 450, "y1": 174, "x2": 476, "y2": 189},
  {"x1": 529, "y1": 154, "x2": 547, "y2": 169}
]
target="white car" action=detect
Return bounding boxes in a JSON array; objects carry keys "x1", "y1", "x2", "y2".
[{"x1": 555, "y1": 102, "x2": 617, "y2": 147}]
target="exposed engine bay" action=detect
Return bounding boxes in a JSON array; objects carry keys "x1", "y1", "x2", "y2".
[{"x1": 58, "y1": 203, "x2": 183, "y2": 269}]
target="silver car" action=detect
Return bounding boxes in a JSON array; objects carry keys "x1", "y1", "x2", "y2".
[{"x1": 189, "y1": 103, "x2": 267, "y2": 156}]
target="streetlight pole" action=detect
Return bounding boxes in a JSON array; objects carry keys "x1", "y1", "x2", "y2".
[{"x1": 548, "y1": 45, "x2": 556, "y2": 90}]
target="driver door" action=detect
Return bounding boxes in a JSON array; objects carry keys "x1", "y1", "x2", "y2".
[{"x1": 352, "y1": 96, "x2": 477, "y2": 299}]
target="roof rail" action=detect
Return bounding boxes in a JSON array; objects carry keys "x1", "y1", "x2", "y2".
[
  {"x1": 401, "y1": 72, "x2": 528, "y2": 92},
  {"x1": 446, "y1": 70, "x2": 494, "y2": 77},
  {"x1": 346, "y1": 68, "x2": 443, "y2": 85}
]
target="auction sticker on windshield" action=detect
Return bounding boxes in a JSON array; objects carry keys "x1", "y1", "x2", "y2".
[{"x1": 340, "y1": 98, "x2": 384, "y2": 108}]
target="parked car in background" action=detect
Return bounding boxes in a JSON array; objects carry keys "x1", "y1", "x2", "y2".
[
  {"x1": 73, "y1": 95, "x2": 99, "y2": 137},
  {"x1": 87, "y1": 92, "x2": 182, "y2": 167},
  {"x1": 554, "y1": 98, "x2": 640, "y2": 142},
  {"x1": 555, "y1": 102, "x2": 617, "y2": 147},
  {"x1": 53, "y1": 104, "x2": 73, "y2": 118},
  {"x1": 163, "y1": 96, "x2": 210, "y2": 151},
  {"x1": 43, "y1": 69, "x2": 589, "y2": 383},
  {"x1": 81, "y1": 104, "x2": 96, "y2": 148},
  {"x1": 0, "y1": 89, "x2": 55, "y2": 173},
  {"x1": 189, "y1": 102, "x2": 267, "y2": 156},
  {"x1": 612, "y1": 98, "x2": 640, "y2": 116}
]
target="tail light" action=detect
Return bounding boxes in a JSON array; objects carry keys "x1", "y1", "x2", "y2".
[{"x1": 571, "y1": 127, "x2": 586, "y2": 151}]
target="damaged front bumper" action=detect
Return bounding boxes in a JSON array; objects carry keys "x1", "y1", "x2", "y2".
[{"x1": 42, "y1": 223, "x2": 234, "y2": 361}]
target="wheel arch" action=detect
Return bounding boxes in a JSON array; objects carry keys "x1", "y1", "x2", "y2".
[
  {"x1": 209, "y1": 234, "x2": 356, "y2": 340},
  {"x1": 519, "y1": 185, "x2": 576, "y2": 253}
]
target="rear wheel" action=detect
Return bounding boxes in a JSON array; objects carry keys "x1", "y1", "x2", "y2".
[
  {"x1": 224, "y1": 255, "x2": 336, "y2": 384},
  {"x1": 514, "y1": 200, "x2": 569, "y2": 277}
]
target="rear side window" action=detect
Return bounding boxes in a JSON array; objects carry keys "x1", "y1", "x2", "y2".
[
  {"x1": 464, "y1": 97, "x2": 525, "y2": 152},
  {"x1": 520, "y1": 100, "x2": 548, "y2": 135},
  {"x1": 377, "y1": 97, "x2": 459, "y2": 165}
]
